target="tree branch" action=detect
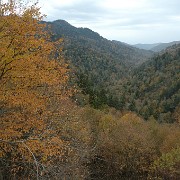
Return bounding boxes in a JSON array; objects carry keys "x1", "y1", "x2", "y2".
[{"x1": 0, "y1": 139, "x2": 39, "y2": 180}]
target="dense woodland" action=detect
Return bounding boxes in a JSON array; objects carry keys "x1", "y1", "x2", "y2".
[
  {"x1": 0, "y1": 1, "x2": 180, "y2": 179},
  {"x1": 45, "y1": 20, "x2": 179, "y2": 123}
]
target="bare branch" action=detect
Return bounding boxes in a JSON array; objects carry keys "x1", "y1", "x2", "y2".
[
  {"x1": 0, "y1": 139, "x2": 39, "y2": 180},
  {"x1": 22, "y1": 142, "x2": 39, "y2": 180}
]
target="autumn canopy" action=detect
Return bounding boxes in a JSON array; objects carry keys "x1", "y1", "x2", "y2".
[{"x1": 0, "y1": 0, "x2": 70, "y2": 178}]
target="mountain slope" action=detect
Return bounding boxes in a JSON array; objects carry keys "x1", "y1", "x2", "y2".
[
  {"x1": 133, "y1": 43, "x2": 160, "y2": 50},
  {"x1": 133, "y1": 41, "x2": 180, "y2": 52},
  {"x1": 121, "y1": 44, "x2": 180, "y2": 122},
  {"x1": 44, "y1": 20, "x2": 153, "y2": 87},
  {"x1": 43, "y1": 20, "x2": 179, "y2": 123},
  {"x1": 47, "y1": 20, "x2": 102, "y2": 40},
  {"x1": 151, "y1": 41, "x2": 180, "y2": 52},
  {"x1": 48, "y1": 20, "x2": 153, "y2": 64}
]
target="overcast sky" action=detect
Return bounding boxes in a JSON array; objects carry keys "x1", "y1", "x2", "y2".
[{"x1": 38, "y1": 0, "x2": 180, "y2": 44}]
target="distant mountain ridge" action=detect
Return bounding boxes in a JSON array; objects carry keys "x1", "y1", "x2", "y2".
[
  {"x1": 43, "y1": 20, "x2": 179, "y2": 122},
  {"x1": 151, "y1": 41, "x2": 180, "y2": 52},
  {"x1": 43, "y1": 19, "x2": 153, "y2": 86},
  {"x1": 44, "y1": 20, "x2": 153, "y2": 62},
  {"x1": 50, "y1": 20, "x2": 102, "y2": 40},
  {"x1": 133, "y1": 43, "x2": 160, "y2": 50},
  {"x1": 134, "y1": 41, "x2": 180, "y2": 52}
]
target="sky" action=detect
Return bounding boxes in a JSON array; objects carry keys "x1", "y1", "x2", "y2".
[{"x1": 38, "y1": 0, "x2": 180, "y2": 44}]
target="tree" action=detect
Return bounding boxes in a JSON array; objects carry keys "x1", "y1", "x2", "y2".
[{"x1": 0, "y1": 0, "x2": 71, "y2": 179}]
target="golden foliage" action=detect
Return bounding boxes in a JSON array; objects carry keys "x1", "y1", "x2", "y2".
[
  {"x1": 81, "y1": 109, "x2": 180, "y2": 179},
  {"x1": 0, "y1": 0, "x2": 71, "y2": 178}
]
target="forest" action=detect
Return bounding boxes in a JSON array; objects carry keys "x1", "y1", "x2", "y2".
[{"x1": 0, "y1": 1, "x2": 180, "y2": 179}]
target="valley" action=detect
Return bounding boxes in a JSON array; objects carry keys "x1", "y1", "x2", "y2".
[
  {"x1": 46, "y1": 20, "x2": 180, "y2": 123},
  {"x1": 1, "y1": 1, "x2": 180, "y2": 178}
]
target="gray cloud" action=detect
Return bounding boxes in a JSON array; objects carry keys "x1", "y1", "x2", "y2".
[{"x1": 39, "y1": 0, "x2": 180, "y2": 44}]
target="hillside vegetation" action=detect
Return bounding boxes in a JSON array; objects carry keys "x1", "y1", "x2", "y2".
[
  {"x1": 120, "y1": 44, "x2": 180, "y2": 122},
  {"x1": 45, "y1": 20, "x2": 153, "y2": 87},
  {"x1": 46, "y1": 20, "x2": 179, "y2": 123},
  {"x1": 0, "y1": 1, "x2": 180, "y2": 179}
]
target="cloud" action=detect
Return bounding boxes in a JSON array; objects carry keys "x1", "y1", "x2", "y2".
[{"x1": 39, "y1": 0, "x2": 180, "y2": 44}]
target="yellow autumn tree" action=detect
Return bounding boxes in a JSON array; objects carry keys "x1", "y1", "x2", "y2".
[{"x1": 0, "y1": 0, "x2": 71, "y2": 179}]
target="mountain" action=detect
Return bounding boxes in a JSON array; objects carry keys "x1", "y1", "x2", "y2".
[
  {"x1": 120, "y1": 44, "x2": 180, "y2": 122},
  {"x1": 43, "y1": 20, "x2": 180, "y2": 123},
  {"x1": 46, "y1": 20, "x2": 153, "y2": 63},
  {"x1": 134, "y1": 41, "x2": 180, "y2": 52},
  {"x1": 133, "y1": 43, "x2": 160, "y2": 50},
  {"x1": 151, "y1": 41, "x2": 180, "y2": 52},
  {"x1": 47, "y1": 20, "x2": 102, "y2": 40},
  {"x1": 44, "y1": 19, "x2": 153, "y2": 86}
]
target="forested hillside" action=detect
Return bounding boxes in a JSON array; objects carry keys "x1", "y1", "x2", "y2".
[
  {"x1": 1, "y1": 1, "x2": 180, "y2": 179},
  {"x1": 44, "y1": 20, "x2": 153, "y2": 87},
  {"x1": 80, "y1": 44, "x2": 180, "y2": 123},
  {"x1": 120, "y1": 44, "x2": 180, "y2": 122},
  {"x1": 44, "y1": 20, "x2": 179, "y2": 123}
]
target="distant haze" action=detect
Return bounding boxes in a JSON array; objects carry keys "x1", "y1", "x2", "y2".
[
  {"x1": 38, "y1": 0, "x2": 180, "y2": 44},
  {"x1": 134, "y1": 41, "x2": 180, "y2": 51}
]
